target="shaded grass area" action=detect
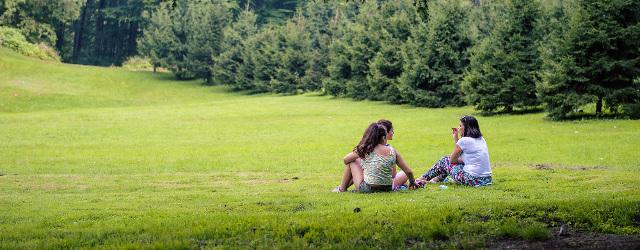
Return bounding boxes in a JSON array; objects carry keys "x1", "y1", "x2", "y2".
[{"x1": 1, "y1": 49, "x2": 639, "y2": 248}]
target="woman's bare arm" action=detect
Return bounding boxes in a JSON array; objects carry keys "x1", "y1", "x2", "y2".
[
  {"x1": 343, "y1": 151, "x2": 359, "y2": 165},
  {"x1": 396, "y1": 152, "x2": 418, "y2": 189},
  {"x1": 450, "y1": 144, "x2": 463, "y2": 164}
]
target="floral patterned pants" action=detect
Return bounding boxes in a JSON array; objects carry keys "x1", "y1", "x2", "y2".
[{"x1": 422, "y1": 156, "x2": 492, "y2": 187}]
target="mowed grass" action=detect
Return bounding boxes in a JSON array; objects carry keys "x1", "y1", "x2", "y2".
[{"x1": 1, "y1": 48, "x2": 639, "y2": 248}]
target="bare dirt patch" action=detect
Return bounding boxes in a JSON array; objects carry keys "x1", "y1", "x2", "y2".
[
  {"x1": 531, "y1": 163, "x2": 609, "y2": 171},
  {"x1": 485, "y1": 228, "x2": 640, "y2": 249}
]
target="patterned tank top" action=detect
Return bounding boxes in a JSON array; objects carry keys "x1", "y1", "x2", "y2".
[{"x1": 362, "y1": 145, "x2": 396, "y2": 185}]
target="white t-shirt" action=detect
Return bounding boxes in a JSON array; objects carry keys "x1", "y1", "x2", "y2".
[{"x1": 456, "y1": 137, "x2": 492, "y2": 177}]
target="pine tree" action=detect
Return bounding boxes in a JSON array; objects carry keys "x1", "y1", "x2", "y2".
[
  {"x1": 468, "y1": 0, "x2": 500, "y2": 43},
  {"x1": 462, "y1": 0, "x2": 542, "y2": 113},
  {"x1": 138, "y1": 2, "x2": 188, "y2": 79},
  {"x1": 138, "y1": 2, "x2": 174, "y2": 73},
  {"x1": 344, "y1": 23, "x2": 376, "y2": 100},
  {"x1": 249, "y1": 26, "x2": 280, "y2": 93},
  {"x1": 162, "y1": 1, "x2": 191, "y2": 79},
  {"x1": 399, "y1": 0, "x2": 471, "y2": 107},
  {"x1": 368, "y1": 30, "x2": 404, "y2": 102},
  {"x1": 299, "y1": 1, "x2": 334, "y2": 91},
  {"x1": 212, "y1": 9, "x2": 257, "y2": 88},
  {"x1": 538, "y1": 0, "x2": 640, "y2": 118},
  {"x1": 399, "y1": 20, "x2": 433, "y2": 105},
  {"x1": 367, "y1": 0, "x2": 416, "y2": 103},
  {"x1": 323, "y1": 2, "x2": 359, "y2": 97},
  {"x1": 139, "y1": 1, "x2": 230, "y2": 81},
  {"x1": 324, "y1": 27, "x2": 351, "y2": 96},
  {"x1": 184, "y1": 0, "x2": 229, "y2": 84},
  {"x1": 269, "y1": 14, "x2": 311, "y2": 94},
  {"x1": 344, "y1": 2, "x2": 382, "y2": 100}
]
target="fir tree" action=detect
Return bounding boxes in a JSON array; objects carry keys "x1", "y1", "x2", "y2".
[
  {"x1": 249, "y1": 26, "x2": 280, "y2": 93},
  {"x1": 300, "y1": 1, "x2": 334, "y2": 91},
  {"x1": 139, "y1": 2, "x2": 189, "y2": 79},
  {"x1": 399, "y1": 0, "x2": 471, "y2": 107},
  {"x1": 270, "y1": 14, "x2": 311, "y2": 94},
  {"x1": 538, "y1": 0, "x2": 640, "y2": 118},
  {"x1": 344, "y1": 2, "x2": 382, "y2": 100},
  {"x1": 212, "y1": 9, "x2": 257, "y2": 88},
  {"x1": 462, "y1": 0, "x2": 542, "y2": 113},
  {"x1": 184, "y1": 0, "x2": 229, "y2": 84},
  {"x1": 323, "y1": 2, "x2": 359, "y2": 97},
  {"x1": 138, "y1": 2, "x2": 175, "y2": 73},
  {"x1": 323, "y1": 26, "x2": 351, "y2": 96},
  {"x1": 367, "y1": 0, "x2": 416, "y2": 103}
]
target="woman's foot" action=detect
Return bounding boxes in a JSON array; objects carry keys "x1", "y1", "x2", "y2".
[
  {"x1": 415, "y1": 178, "x2": 427, "y2": 187},
  {"x1": 332, "y1": 186, "x2": 345, "y2": 193}
]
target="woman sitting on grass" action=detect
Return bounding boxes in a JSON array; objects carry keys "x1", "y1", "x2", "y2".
[
  {"x1": 332, "y1": 119, "x2": 399, "y2": 192},
  {"x1": 333, "y1": 122, "x2": 418, "y2": 193},
  {"x1": 394, "y1": 115, "x2": 492, "y2": 187}
]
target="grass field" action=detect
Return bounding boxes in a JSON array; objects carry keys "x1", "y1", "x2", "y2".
[{"x1": 1, "y1": 48, "x2": 639, "y2": 249}]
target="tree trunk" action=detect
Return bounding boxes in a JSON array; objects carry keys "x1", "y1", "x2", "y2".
[
  {"x1": 177, "y1": 67, "x2": 183, "y2": 80},
  {"x1": 505, "y1": 105, "x2": 513, "y2": 113},
  {"x1": 72, "y1": 0, "x2": 92, "y2": 62},
  {"x1": 206, "y1": 72, "x2": 213, "y2": 85},
  {"x1": 94, "y1": 0, "x2": 106, "y2": 62},
  {"x1": 129, "y1": 21, "x2": 139, "y2": 57},
  {"x1": 596, "y1": 96, "x2": 603, "y2": 115},
  {"x1": 55, "y1": 24, "x2": 65, "y2": 53}
]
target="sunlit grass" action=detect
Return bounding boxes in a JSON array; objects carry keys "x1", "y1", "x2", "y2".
[{"x1": 1, "y1": 49, "x2": 639, "y2": 248}]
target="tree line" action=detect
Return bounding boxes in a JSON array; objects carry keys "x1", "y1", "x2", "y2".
[
  {"x1": 2, "y1": 0, "x2": 639, "y2": 119},
  {"x1": 140, "y1": 0, "x2": 638, "y2": 119},
  {"x1": 0, "y1": 0, "x2": 302, "y2": 65},
  {"x1": 0, "y1": 0, "x2": 159, "y2": 65}
]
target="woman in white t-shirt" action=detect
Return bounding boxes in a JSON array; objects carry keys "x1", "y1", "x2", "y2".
[{"x1": 394, "y1": 115, "x2": 492, "y2": 187}]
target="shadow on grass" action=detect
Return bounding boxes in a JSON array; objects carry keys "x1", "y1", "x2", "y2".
[
  {"x1": 552, "y1": 112, "x2": 637, "y2": 121},
  {"x1": 475, "y1": 107, "x2": 638, "y2": 121},
  {"x1": 143, "y1": 71, "x2": 210, "y2": 85},
  {"x1": 475, "y1": 107, "x2": 545, "y2": 117}
]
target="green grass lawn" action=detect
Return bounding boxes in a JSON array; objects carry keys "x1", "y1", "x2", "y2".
[{"x1": 1, "y1": 48, "x2": 639, "y2": 249}]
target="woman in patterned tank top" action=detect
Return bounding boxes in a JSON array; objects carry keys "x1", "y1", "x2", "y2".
[
  {"x1": 332, "y1": 119, "x2": 399, "y2": 192},
  {"x1": 333, "y1": 122, "x2": 418, "y2": 193}
]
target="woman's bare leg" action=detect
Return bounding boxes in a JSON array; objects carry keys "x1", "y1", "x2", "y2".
[
  {"x1": 393, "y1": 171, "x2": 409, "y2": 187},
  {"x1": 394, "y1": 171, "x2": 431, "y2": 188},
  {"x1": 349, "y1": 160, "x2": 364, "y2": 191},
  {"x1": 338, "y1": 165, "x2": 352, "y2": 191},
  {"x1": 338, "y1": 159, "x2": 361, "y2": 191}
]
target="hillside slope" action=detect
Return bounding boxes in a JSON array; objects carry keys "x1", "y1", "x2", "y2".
[{"x1": 0, "y1": 48, "x2": 236, "y2": 113}]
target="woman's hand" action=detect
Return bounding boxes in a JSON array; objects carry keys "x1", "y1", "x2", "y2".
[
  {"x1": 451, "y1": 127, "x2": 459, "y2": 143},
  {"x1": 343, "y1": 152, "x2": 359, "y2": 165},
  {"x1": 408, "y1": 181, "x2": 419, "y2": 190},
  {"x1": 414, "y1": 178, "x2": 427, "y2": 187},
  {"x1": 395, "y1": 152, "x2": 420, "y2": 190}
]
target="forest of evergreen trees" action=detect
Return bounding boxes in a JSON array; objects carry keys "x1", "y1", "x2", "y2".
[
  {"x1": 0, "y1": 0, "x2": 301, "y2": 65},
  {"x1": 1, "y1": 0, "x2": 639, "y2": 119}
]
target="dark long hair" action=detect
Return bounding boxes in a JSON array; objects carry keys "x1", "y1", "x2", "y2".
[
  {"x1": 354, "y1": 123, "x2": 387, "y2": 158},
  {"x1": 377, "y1": 119, "x2": 393, "y2": 133},
  {"x1": 461, "y1": 115, "x2": 482, "y2": 138}
]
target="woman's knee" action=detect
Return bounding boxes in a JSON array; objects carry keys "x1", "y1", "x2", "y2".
[{"x1": 349, "y1": 162, "x2": 364, "y2": 182}]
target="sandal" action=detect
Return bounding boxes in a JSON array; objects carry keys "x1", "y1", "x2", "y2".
[{"x1": 332, "y1": 186, "x2": 345, "y2": 193}]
